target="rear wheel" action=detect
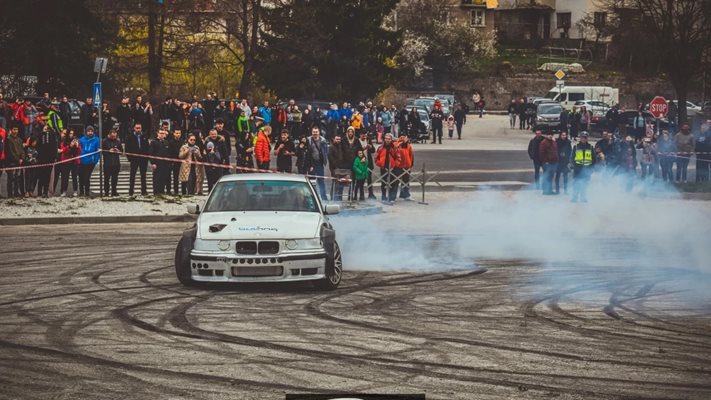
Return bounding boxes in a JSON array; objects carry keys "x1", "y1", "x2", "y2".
[
  {"x1": 314, "y1": 241, "x2": 342, "y2": 291},
  {"x1": 174, "y1": 236, "x2": 198, "y2": 287}
]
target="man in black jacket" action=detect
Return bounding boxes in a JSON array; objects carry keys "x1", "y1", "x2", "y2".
[
  {"x1": 453, "y1": 105, "x2": 466, "y2": 140},
  {"x1": 36, "y1": 124, "x2": 58, "y2": 197},
  {"x1": 214, "y1": 118, "x2": 232, "y2": 172},
  {"x1": 116, "y1": 97, "x2": 132, "y2": 141},
  {"x1": 528, "y1": 129, "x2": 545, "y2": 189},
  {"x1": 125, "y1": 122, "x2": 150, "y2": 196},
  {"x1": 430, "y1": 104, "x2": 444, "y2": 144},
  {"x1": 101, "y1": 128, "x2": 123, "y2": 196},
  {"x1": 168, "y1": 129, "x2": 185, "y2": 194},
  {"x1": 149, "y1": 129, "x2": 171, "y2": 195}
]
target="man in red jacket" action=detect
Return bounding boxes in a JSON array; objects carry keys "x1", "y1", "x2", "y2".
[
  {"x1": 254, "y1": 125, "x2": 271, "y2": 170},
  {"x1": 538, "y1": 131, "x2": 559, "y2": 195},
  {"x1": 375, "y1": 133, "x2": 401, "y2": 204}
]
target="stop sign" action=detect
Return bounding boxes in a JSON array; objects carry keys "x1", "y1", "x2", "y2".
[{"x1": 649, "y1": 96, "x2": 668, "y2": 119}]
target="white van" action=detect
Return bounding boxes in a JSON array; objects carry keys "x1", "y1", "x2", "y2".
[{"x1": 544, "y1": 86, "x2": 619, "y2": 110}]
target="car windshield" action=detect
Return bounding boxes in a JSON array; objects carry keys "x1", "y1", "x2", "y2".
[
  {"x1": 414, "y1": 99, "x2": 434, "y2": 108},
  {"x1": 204, "y1": 180, "x2": 319, "y2": 213},
  {"x1": 417, "y1": 110, "x2": 429, "y2": 119},
  {"x1": 538, "y1": 104, "x2": 562, "y2": 114},
  {"x1": 544, "y1": 91, "x2": 559, "y2": 99}
]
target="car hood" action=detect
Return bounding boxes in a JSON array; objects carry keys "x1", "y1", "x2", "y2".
[
  {"x1": 539, "y1": 113, "x2": 560, "y2": 118},
  {"x1": 197, "y1": 211, "x2": 322, "y2": 240}
]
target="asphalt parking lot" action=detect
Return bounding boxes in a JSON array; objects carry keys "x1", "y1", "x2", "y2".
[{"x1": 1, "y1": 222, "x2": 710, "y2": 400}]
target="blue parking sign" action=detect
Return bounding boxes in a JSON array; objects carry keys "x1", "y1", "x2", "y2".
[{"x1": 93, "y1": 82, "x2": 102, "y2": 105}]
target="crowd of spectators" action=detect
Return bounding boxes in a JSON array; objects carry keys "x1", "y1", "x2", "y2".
[{"x1": 0, "y1": 94, "x2": 427, "y2": 204}]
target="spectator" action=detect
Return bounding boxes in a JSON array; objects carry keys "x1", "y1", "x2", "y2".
[
  {"x1": 235, "y1": 129, "x2": 255, "y2": 173},
  {"x1": 101, "y1": 101, "x2": 113, "y2": 137},
  {"x1": 274, "y1": 128, "x2": 296, "y2": 173},
  {"x1": 559, "y1": 108, "x2": 569, "y2": 134},
  {"x1": 47, "y1": 102, "x2": 64, "y2": 135},
  {"x1": 159, "y1": 97, "x2": 172, "y2": 131},
  {"x1": 638, "y1": 137, "x2": 657, "y2": 181},
  {"x1": 527, "y1": 129, "x2": 544, "y2": 189},
  {"x1": 375, "y1": 133, "x2": 401, "y2": 204},
  {"x1": 295, "y1": 136, "x2": 308, "y2": 175},
  {"x1": 453, "y1": 104, "x2": 466, "y2": 140},
  {"x1": 81, "y1": 97, "x2": 98, "y2": 135},
  {"x1": 674, "y1": 123, "x2": 694, "y2": 183},
  {"x1": 632, "y1": 111, "x2": 646, "y2": 140},
  {"x1": 571, "y1": 132, "x2": 595, "y2": 203},
  {"x1": 116, "y1": 97, "x2": 132, "y2": 141},
  {"x1": 58, "y1": 96, "x2": 71, "y2": 129},
  {"x1": 204, "y1": 128, "x2": 229, "y2": 166},
  {"x1": 204, "y1": 141, "x2": 222, "y2": 192},
  {"x1": 179, "y1": 134, "x2": 204, "y2": 195},
  {"x1": 149, "y1": 129, "x2": 171, "y2": 195},
  {"x1": 446, "y1": 115, "x2": 455, "y2": 139},
  {"x1": 578, "y1": 106, "x2": 591, "y2": 133},
  {"x1": 36, "y1": 123, "x2": 58, "y2": 198},
  {"x1": 236, "y1": 108, "x2": 249, "y2": 139},
  {"x1": 5, "y1": 126, "x2": 25, "y2": 197},
  {"x1": 555, "y1": 132, "x2": 572, "y2": 195},
  {"x1": 21, "y1": 100, "x2": 38, "y2": 139},
  {"x1": 694, "y1": 121, "x2": 711, "y2": 182},
  {"x1": 390, "y1": 105, "x2": 400, "y2": 137},
  {"x1": 569, "y1": 106, "x2": 580, "y2": 139},
  {"x1": 518, "y1": 98, "x2": 527, "y2": 130},
  {"x1": 396, "y1": 132, "x2": 414, "y2": 200},
  {"x1": 102, "y1": 128, "x2": 123, "y2": 196},
  {"x1": 304, "y1": 126, "x2": 329, "y2": 200},
  {"x1": 254, "y1": 125, "x2": 271, "y2": 170},
  {"x1": 328, "y1": 135, "x2": 347, "y2": 201},
  {"x1": 430, "y1": 103, "x2": 444, "y2": 144},
  {"x1": 168, "y1": 129, "x2": 185, "y2": 194},
  {"x1": 0, "y1": 125, "x2": 5, "y2": 190},
  {"x1": 125, "y1": 123, "x2": 150, "y2": 196},
  {"x1": 507, "y1": 99, "x2": 517, "y2": 129},
  {"x1": 657, "y1": 130, "x2": 675, "y2": 182},
  {"x1": 259, "y1": 100, "x2": 272, "y2": 129},
  {"x1": 352, "y1": 149, "x2": 368, "y2": 201},
  {"x1": 188, "y1": 101, "x2": 205, "y2": 132},
  {"x1": 538, "y1": 131, "x2": 559, "y2": 195},
  {"x1": 78, "y1": 126, "x2": 100, "y2": 197},
  {"x1": 354, "y1": 130, "x2": 376, "y2": 200},
  {"x1": 606, "y1": 104, "x2": 620, "y2": 133},
  {"x1": 398, "y1": 105, "x2": 409, "y2": 138},
  {"x1": 380, "y1": 105, "x2": 392, "y2": 135},
  {"x1": 23, "y1": 137, "x2": 38, "y2": 197},
  {"x1": 326, "y1": 103, "x2": 340, "y2": 139},
  {"x1": 58, "y1": 128, "x2": 81, "y2": 197}
]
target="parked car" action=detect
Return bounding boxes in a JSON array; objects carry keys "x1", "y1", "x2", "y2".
[
  {"x1": 412, "y1": 97, "x2": 436, "y2": 113},
  {"x1": 534, "y1": 103, "x2": 563, "y2": 132},
  {"x1": 434, "y1": 94, "x2": 455, "y2": 107},
  {"x1": 175, "y1": 174, "x2": 343, "y2": 290},
  {"x1": 618, "y1": 110, "x2": 669, "y2": 134}
]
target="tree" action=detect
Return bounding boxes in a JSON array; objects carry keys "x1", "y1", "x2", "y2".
[
  {"x1": 394, "y1": 0, "x2": 497, "y2": 87},
  {"x1": 634, "y1": 0, "x2": 711, "y2": 123},
  {"x1": 0, "y1": 0, "x2": 115, "y2": 96},
  {"x1": 255, "y1": 0, "x2": 401, "y2": 101}
]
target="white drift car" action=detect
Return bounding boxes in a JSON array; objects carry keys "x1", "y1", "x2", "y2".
[{"x1": 174, "y1": 174, "x2": 343, "y2": 290}]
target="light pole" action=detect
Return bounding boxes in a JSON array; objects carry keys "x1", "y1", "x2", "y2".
[{"x1": 94, "y1": 57, "x2": 108, "y2": 197}]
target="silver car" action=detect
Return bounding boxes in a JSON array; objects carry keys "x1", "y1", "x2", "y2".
[{"x1": 534, "y1": 103, "x2": 563, "y2": 131}]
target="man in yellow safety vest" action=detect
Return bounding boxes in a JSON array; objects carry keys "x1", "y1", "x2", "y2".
[{"x1": 571, "y1": 131, "x2": 595, "y2": 203}]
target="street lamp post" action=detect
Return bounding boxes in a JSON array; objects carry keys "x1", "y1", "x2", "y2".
[{"x1": 94, "y1": 57, "x2": 108, "y2": 197}]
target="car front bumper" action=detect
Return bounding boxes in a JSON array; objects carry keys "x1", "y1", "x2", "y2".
[{"x1": 189, "y1": 250, "x2": 327, "y2": 283}]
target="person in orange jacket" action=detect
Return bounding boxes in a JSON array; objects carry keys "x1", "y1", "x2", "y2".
[
  {"x1": 374, "y1": 133, "x2": 401, "y2": 204},
  {"x1": 254, "y1": 124, "x2": 272, "y2": 170},
  {"x1": 395, "y1": 132, "x2": 414, "y2": 200}
]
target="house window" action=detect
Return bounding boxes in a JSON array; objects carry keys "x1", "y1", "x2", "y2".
[
  {"x1": 594, "y1": 12, "x2": 607, "y2": 28},
  {"x1": 557, "y1": 12, "x2": 572, "y2": 29},
  {"x1": 470, "y1": 9, "x2": 485, "y2": 27}
]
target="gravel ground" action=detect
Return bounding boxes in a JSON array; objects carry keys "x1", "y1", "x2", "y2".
[{"x1": 0, "y1": 194, "x2": 208, "y2": 218}]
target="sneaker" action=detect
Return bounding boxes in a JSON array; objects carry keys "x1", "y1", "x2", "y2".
[
  {"x1": 72, "y1": 192, "x2": 78, "y2": 197},
  {"x1": 60, "y1": 192, "x2": 67, "y2": 197}
]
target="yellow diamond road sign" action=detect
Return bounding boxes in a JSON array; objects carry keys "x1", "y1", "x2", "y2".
[{"x1": 555, "y1": 69, "x2": 566, "y2": 80}]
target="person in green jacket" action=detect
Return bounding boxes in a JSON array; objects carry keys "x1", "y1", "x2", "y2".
[
  {"x1": 352, "y1": 149, "x2": 369, "y2": 201},
  {"x1": 236, "y1": 109, "x2": 249, "y2": 136}
]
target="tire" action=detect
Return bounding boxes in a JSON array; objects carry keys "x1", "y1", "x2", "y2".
[
  {"x1": 174, "y1": 235, "x2": 198, "y2": 287},
  {"x1": 314, "y1": 241, "x2": 342, "y2": 291}
]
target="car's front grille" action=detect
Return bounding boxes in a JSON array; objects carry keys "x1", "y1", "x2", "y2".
[
  {"x1": 258, "y1": 241, "x2": 279, "y2": 254},
  {"x1": 236, "y1": 241, "x2": 257, "y2": 254},
  {"x1": 232, "y1": 266, "x2": 283, "y2": 277}
]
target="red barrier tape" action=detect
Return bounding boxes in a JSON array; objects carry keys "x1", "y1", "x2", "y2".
[
  {"x1": 0, "y1": 151, "x2": 101, "y2": 172},
  {"x1": 0, "y1": 148, "x2": 350, "y2": 183}
]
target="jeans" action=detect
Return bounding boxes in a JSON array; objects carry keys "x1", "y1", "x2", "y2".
[
  {"x1": 129, "y1": 159, "x2": 148, "y2": 195},
  {"x1": 78, "y1": 164, "x2": 95, "y2": 195},
  {"x1": 60, "y1": 163, "x2": 79, "y2": 194},
  {"x1": 380, "y1": 167, "x2": 401, "y2": 201},
  {"x1": 399, "y1": 169, "x2": 411, "y2": 198},
  {"x1": 542, "y1": 162, "x2": 557, "y2": 194},
  {"x1": 640, "y1": 163, "x2": 655, "y2": 180},
  {"x1": 311, "y1": 164, "x2": 327, "y2": 200},
  {"x1": 509, "y1": 113, "x2": 516, "y2": 128},
  {"x1": 659, "y1": 156, "x2": 674, "y2": 181},
  {"x1": 572, "y1": 167, "x2": 592, "y2": 202},
  {"x1": 432, "y1": 126, "x2": 443, "y2": 143},
  {"x1": 554, "y1": 167, "x2": 568, "y2": 193},
  {"x1": 104, "y1": 164, "x2": 120, "y2": 195},
  {"x1": 532, "y1": 160, "x2": 542, "y2": 189},
  {"x1": 675, "y1": 157, "x2": 690, "y2": 182},
  {"x1": 7, "y1": 168, "x2": 24, "y2": 197}
]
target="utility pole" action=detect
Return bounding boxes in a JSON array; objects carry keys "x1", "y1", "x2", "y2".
[{"x1": 93, "y1": 57, "x2": 108, "y2": 197}]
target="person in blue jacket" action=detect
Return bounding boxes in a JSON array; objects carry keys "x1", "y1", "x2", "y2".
[{"x1": 78, "y1": 125, "x2": 101, "y2": 197}]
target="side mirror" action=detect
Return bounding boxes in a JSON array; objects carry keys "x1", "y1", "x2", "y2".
[
  {"x1": 186, "y1": 204, "x2": 200, "y2": 215},
  {"x1": 324, "y1": 204, "x2": 340, "y2": 215}
]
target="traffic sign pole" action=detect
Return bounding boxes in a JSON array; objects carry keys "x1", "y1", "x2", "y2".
[{"x1": 94, "y1": 58, "x2": 108, "y2": 197}]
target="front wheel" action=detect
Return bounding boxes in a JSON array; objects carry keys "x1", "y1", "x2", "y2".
[
  {"x1": 314, "y1": 241, "x2": 342, "y2": 291},
  {"x1": 174, "y1": 235, "x2": 198, "y2": 287}
]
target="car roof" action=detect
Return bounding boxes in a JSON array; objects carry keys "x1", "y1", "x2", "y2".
[{"x1": 217, "y1": 173, "x2": 309, "y2": 183}]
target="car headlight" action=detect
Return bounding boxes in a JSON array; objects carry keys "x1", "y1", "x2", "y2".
[
  {"x1": 285, "y1": 238, "x2": 322, "y2": 250},
  {"x1": 194, "y1": 238, "x2": 222, "y2": 251}
]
